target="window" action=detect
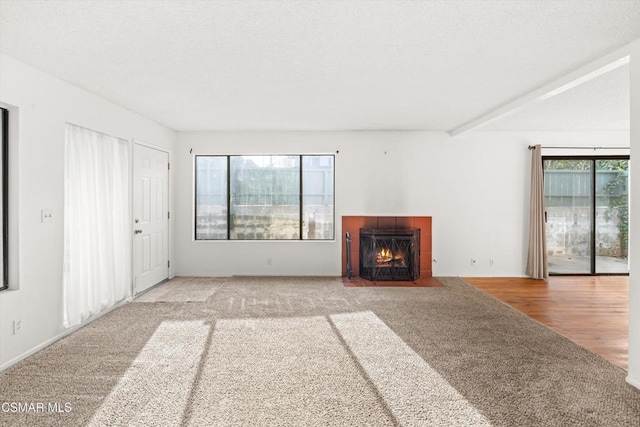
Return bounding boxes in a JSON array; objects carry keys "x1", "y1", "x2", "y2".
[
  {"x1": 195, "y1": 156, "x2": 228, "y2": 239},
  {"x1": 230, "y1": 155, "x2": 301, "y2": 239},
  {"x1": 195, "y1": 155, "x2": 334, "y2": 240},
  {"x1": 1, "y1": 107, "x2": 8, "y2": 291},
  {"x1": 543, "y1": 156, "x2": 630, "y2": 275},
  {"x1": 302, "y1": 156, "x2": 335, "y2": 240}
]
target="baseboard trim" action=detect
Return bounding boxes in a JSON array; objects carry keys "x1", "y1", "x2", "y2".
[{"x1": 0, "y1": 297, "x2": 132, "y2": 373}]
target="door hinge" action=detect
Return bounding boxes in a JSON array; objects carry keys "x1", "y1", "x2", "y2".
[
  {"x1": 168, "y1": 260, "x2": 170, "y2": 268},
  {"x1": 168, "y1": 211, "x2": 170, "y2": 219},
  {"x1": 168, "y1": 162, "x2": 170, "y2": 170}
]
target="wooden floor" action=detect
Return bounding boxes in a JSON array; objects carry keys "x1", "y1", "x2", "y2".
[{"x1": 465, "y1": 276, "x2": 629, "y2": 370}]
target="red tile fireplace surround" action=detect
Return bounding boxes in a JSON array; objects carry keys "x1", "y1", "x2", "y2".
[{"x1": 341, "y1": 216, "x2": 433, "y2": 279}]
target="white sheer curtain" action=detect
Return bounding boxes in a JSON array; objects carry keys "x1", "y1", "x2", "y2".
[
  {"x1": 526, "y1": 145, "x2": 549, "y2": 279},
  {"x1": 64, "y1": 124, "x2": 131, "y2": 328}
]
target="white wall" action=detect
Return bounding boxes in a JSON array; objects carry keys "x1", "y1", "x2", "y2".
[
  {"x1": 0, "y1": 54, "x2": 176, "y2": 369},
  {"x1": 627, "y1": 38, "x2": 640, "y2": 389},
  {"x1": 175, "y1": 130, "x2": 628, "y2": 278}
]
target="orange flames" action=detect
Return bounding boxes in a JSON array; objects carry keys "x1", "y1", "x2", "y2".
[
  {"x1": 377, "y1": 247, "x2": 392, "y2": 263},
  {"x1": 376, "y1": 247, "x2": 405, "y2": 266}
]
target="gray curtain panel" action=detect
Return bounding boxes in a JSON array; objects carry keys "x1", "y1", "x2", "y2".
[{"x1": 526, "y1": 145, "x2": 548, "y2": 279}]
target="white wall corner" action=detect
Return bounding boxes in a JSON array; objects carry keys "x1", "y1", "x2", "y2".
[{"x1": 627, "y1": 36, "x2": 640, "y2": 389}]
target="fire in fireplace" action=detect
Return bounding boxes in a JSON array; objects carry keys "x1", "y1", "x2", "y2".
[{"x1": 359, "y1": 228, "x2": 420, "y2": 281}]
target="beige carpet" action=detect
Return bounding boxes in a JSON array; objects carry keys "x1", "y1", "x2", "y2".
[
  {"x1": 1, "y1": 276, "x2": 639, "y2": 426},
  {"x1": 134, "y1": 276, "x2": 223, "y2": 302}
]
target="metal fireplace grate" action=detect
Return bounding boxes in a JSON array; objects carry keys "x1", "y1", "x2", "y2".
[{"x1": 359, "y1": 228, "x2": 420, "y2": 281}]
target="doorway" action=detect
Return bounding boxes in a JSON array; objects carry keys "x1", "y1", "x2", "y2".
[
  {"x1": 543, "y1": 156, "x2": 630, "y2": 275},
  {"x1": 133, "y1": 143, "x2": 169, "y2": 294}
]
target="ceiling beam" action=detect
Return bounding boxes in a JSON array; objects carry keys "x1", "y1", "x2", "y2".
[{"x1": 449, "y1": 44, "x2": 632, "y2": 137}]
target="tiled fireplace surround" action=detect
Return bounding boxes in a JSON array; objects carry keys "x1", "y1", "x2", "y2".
[{"x1": 341, "y1": 216, "x2": 433, "y2": 279}]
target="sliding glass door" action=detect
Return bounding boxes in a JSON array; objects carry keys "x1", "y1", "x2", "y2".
[
  {"x1": 543, "y1": 157, "x2": 629, "y2": 275},
  {"x1": 595, "y1": 160, "x2": 629, "y2": 273}
]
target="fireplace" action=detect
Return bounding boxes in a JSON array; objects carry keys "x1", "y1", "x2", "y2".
[{"x1": 359, "y1": 228, "x2": 420, "y2": 281}]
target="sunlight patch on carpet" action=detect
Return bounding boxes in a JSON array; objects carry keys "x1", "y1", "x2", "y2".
[
  {"x1": 88, "y1": 321, "x2": 210, "y2": 427},
  {"x1": 331, "y1": 311, "x2": 492, "y2": 426},
  {"x1": 187, "y1": 316, "x2": 392, "y2": 426}
]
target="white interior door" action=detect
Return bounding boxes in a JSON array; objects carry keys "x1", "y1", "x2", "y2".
[{"x1": 133, "y1": 143, "x2": 169, "y2": 295}]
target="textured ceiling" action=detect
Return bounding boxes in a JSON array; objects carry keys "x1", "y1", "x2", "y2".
[{"x1": 1, "y1": 0, "x2": 639, "y2": 132}]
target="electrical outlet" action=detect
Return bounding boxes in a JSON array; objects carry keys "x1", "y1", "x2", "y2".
[
  {"x1": 13, "y1": 320, "x2": 22, "y2": 335},
  {"x1": 41, "y1": 209, "x2": 53, "y2": 223},
  {"x1": 489, "y1": 258, "x2": 495, "y2": 266},
  {"x1": 471, "y1": 258, "x2": 477, "y2": 266},
  {"x1": 267, "y1": 257, "x2": 272, "y2": 266}
]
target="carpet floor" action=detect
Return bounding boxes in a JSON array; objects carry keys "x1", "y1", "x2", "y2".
[{"x1": 1, "y1": 276, "x2": 639, "y2": 426}]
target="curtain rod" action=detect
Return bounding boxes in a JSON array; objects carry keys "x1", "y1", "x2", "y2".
[{"x1": 528, "y1": 145, "x2": 630, "y2": 150}]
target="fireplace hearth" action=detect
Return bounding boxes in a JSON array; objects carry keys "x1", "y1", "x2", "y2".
[{"x1": 359, "y1": 228, "x2": 420, "y2": 281}]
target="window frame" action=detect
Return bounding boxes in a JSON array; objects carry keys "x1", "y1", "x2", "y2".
[
  {"x1": 194, "y1": 154, "x2": 335, "y2": 241},
  {"x1": 1, "y1": 107, "x2": 9, "y2": 291},
  {"x1": 542, "y1": 154, "x2": 630, "y2": 276}
]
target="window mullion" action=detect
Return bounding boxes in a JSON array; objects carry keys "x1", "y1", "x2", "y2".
[
  {"x1": 227, "y1": 156, "x2": 231, "y2": 240},
  {"x1": 299, "y1": 155, "x2": 303, "y2": 240}
]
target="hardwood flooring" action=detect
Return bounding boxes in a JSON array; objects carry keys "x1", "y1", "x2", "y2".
[{"x1": 464, "y1": 276, "x2": 629, "y2": 370}]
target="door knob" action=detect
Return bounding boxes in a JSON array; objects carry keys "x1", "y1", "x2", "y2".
[{"x1": 134, "y1": 229, "x2": 142, "y2": 234}]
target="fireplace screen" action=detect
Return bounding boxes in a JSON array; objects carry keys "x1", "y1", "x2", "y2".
[{"x1": 359, "y1": 228, "x2": 420, "y2": 281}]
